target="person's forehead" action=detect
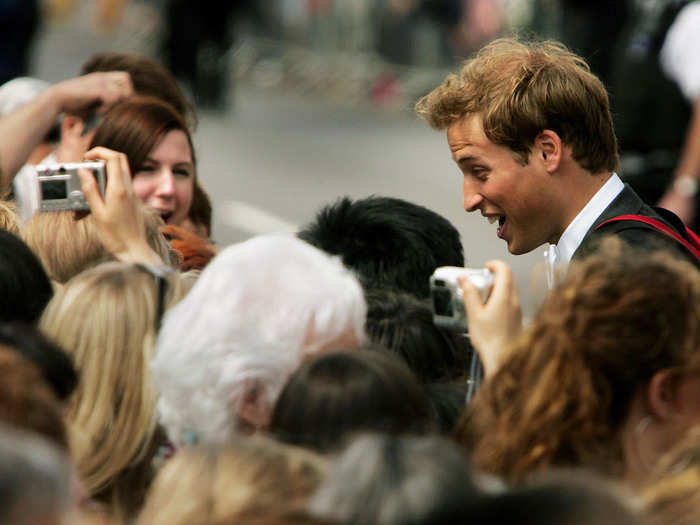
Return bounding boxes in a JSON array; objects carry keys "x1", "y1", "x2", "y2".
[{"x1": 447, "y1": 114, "x2": 492, "y2": 156}]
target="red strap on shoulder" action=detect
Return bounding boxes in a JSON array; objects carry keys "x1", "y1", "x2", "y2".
[{"x1": 595, "y1": 214, "x2": 700, "y2": 260}]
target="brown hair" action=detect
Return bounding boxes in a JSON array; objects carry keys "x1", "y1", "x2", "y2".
[
  {"x1": 90, "y1": 96, "x2": 196, "y2": 180},
  {"x1": 415, "y1": 38, "x2": 619, "y2": 174},
  {"x1": 80, "y1": 52, "x2": 197, "y2": 131},
  {"x1": 0, "y1": 344, "x2": 67, "y2": 449},
  {"x1": 187, "y1": 180, "x2": 212, "y2": 238},
  {"x1": 456, "y1": 239, "x2": 700, "y2": 484}
]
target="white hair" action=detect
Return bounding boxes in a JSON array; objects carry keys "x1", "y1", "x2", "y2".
[
  {"x1": 152, "y1": 233, "x2": 366, "y2": 446},
  {"x1": 0, "y1": 77, "x2": 50, "y2": 117}
]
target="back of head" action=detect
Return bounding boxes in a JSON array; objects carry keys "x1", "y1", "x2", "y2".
[
  {"x1": 153, "y1": 233, "x2": 367, "y2": 446},
  {"x1": 0, "y1": 344, "x2": 67, "y2": 449},
  {"x1": 0, "y1": 229, "x2": 53, "y2": 324},
  {"x1": 39, "y1": 262, "x2": 184, "y2": 514},
  {"x1": 0, "y1": 423, "x2": 71, "y2": 525},
  {"x1": 459, "y1": 470, "x2": 641, "y2": 525},
  {"x1": 364, "y1": 288, "x2": 465, "y2": 381},
  {"x1": 269, "y1": 349, "x2": 434, "y2": 452},
  {"x1": 136, "y1": 436, "x2": 327, "y2": 525},
  {"x1": 459, "y1": 239, "x2": 700, "y2": 483},
  {"x1": 0, "y1": 322, "x2": 77, "y2": 401},
  {"x1": 21, "y1": 206, "x2": 177, "y2": 283},
  {"x1": 423, "y1": 381, "x2": 469, "y2": 435},
  {"x1": 310, "y1": 433, "x2": 478, "y2": 525},
  {"x1": 80, "y1": 52, "x2": 196, "y2": 130},
  {"x1": 415, "y1": 38, "x2": 618, "y2": 174},
  {"x1": 298, "y1": 196, "x2": 464, "y2": 298}
]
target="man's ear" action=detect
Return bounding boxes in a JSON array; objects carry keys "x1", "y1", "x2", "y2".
[
  {"x1": 534, "y1": 129, "x2": 563, "y2": 173},
  {"x1": 646, "y1": 369, "x2": 679, "y2": 422},
  {"x1": 238, "y1": 382, "x2": 270, "y2": 432}
]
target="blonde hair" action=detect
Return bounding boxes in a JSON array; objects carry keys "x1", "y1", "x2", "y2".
[
  {"x1": 22, "y1": 205, "x2": 179, "y2": 283},
  {"x1": 0, "y1": 200, "x2": 19, "y2": 234},
  {"x1": 415, "y1": 38, "x2": 618, "y2": 173},
  {"x1": 39, "y1": 262, "x2": 183, "y2": 519},
  {"x1": 136, "y1": 436, "x2": 327, "y2": 525}
]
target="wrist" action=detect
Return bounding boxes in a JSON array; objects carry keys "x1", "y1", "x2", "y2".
[
  {"x1": 41, "y1": 84, "x2": 68, "y2": 116},
  {"x1": 672, "y1": 175, "x2": 699, "y2": 198}
]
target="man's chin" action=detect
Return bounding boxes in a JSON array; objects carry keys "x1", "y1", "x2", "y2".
[{"x1": 505, "y1": 239, "x2": 536, "y2": 256}]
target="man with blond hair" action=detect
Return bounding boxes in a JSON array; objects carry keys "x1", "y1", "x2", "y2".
[{"x1": 415, "y1": 38, "x2": 698, "y2": 266}]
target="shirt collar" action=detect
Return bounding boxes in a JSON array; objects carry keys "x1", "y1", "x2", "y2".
[{"x1": 555, "y1": 173, "x2": 624, "y2": 265}]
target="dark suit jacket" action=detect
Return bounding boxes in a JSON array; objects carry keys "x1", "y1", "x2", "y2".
[{"x1": 573, "y1": 184, "x2": 698, "y2": 265}]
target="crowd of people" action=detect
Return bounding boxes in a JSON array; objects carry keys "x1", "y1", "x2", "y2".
[{"x1": 0, "y1": 24, "x2": 698, "y2": 525}]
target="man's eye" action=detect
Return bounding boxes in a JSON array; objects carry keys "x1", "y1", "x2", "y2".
[{"x1": 471, "y1": 167, "x2": 488, "y2": 179}]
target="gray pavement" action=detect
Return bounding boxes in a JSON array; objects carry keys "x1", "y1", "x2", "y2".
[{"x1": 30, "y1": 5, "x2": 548, "y2": 317}]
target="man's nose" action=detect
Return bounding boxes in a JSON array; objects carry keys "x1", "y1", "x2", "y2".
[{"x1": 463, "y1": 181, "x2": 483, "y2": 212}]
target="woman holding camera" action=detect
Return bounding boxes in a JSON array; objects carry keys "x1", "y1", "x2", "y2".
[{"x1": 88, "y1": 96, "x2": 197, "y2": 229}]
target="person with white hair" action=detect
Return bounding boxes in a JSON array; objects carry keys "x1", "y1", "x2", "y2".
[
  {"x1": 0, "y1": 77, "x2": 57, "y2": 167},
  {"x1": 152, "y1": 233, "x2": 367, "y2": 447}
]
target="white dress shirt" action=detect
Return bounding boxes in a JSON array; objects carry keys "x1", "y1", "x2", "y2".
[{"x1": 544, "y1": 173, "x2": 625, "y2": 286}]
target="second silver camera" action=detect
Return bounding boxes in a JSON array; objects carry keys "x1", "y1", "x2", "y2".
[
  {"x1": 430, "y1": 266, "x2": 494, "y2": 332},
  {"x1": 36, "y1": 161, "x2": 106, "y2": 212}
]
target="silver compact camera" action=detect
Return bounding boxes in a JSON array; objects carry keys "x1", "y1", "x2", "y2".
[
  {"x1": 430, "y1": 266, "x2": 494, "y2": 332},
  {"x1": 35, "y1": 161, "x2": 106, "y2": 212}
]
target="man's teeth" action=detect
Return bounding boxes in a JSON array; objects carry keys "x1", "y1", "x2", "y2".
[{"x1": 488, "y1": 216, "x2": 497, "y2": 224}]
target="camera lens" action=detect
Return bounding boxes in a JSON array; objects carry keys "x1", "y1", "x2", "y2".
[
  {"x1": 431, "y1": 288, "x2": 453, "y2": 316},
  {"x1": 41, "y1": 180, "x2": 67, "y2": 199}
]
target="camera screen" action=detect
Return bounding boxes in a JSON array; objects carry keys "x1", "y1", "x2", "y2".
[
  {"x1": 431, "y1": 288, "x2": 454, "y2": 317},
  {"x1": 40, "y1": 179, "x2": 67, "y2": 200}
]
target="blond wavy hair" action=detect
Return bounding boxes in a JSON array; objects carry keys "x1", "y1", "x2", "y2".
[
  {"x1": 39, "y1": 262, "x2": 183, "y2": 519},
  {"x1": 21, "y1": 205, "x2": 179, "y2": 283},
  {"x1": 0, "y1": 200, "x2": 19, "y2": 234},
  {"x1": 136, "y1": 436, "x2": 327, "y2": 525},
  {"x1": 457, "y1": 239, "x2": 700, "y2": 484},
  {"x1": 415, "y1": 38, "x2": 619, "y2": 174}
]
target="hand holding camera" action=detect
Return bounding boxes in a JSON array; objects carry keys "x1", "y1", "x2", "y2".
[
  {"x1": 430, "y1": 261, "x2": 523, "y2": 378},
  {"x1": 461, "y1": 260, "x2": 523, "y2": 378},
  {"x1": 77, "y1": 146, "x2": 163, "y2": 265}
]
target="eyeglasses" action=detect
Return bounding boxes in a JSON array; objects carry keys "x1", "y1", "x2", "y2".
[{"x1": 134, "y1": 264, "x2": 173, "y2": 331}]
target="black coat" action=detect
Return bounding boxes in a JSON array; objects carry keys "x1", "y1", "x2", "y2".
[{"x1": 573, "y1": 184, "x2": 699, "y2": 267}]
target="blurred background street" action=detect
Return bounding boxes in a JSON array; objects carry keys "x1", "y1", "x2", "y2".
[{"x1": 16, "y1": 0, "x2": 611, "y2": 317}]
